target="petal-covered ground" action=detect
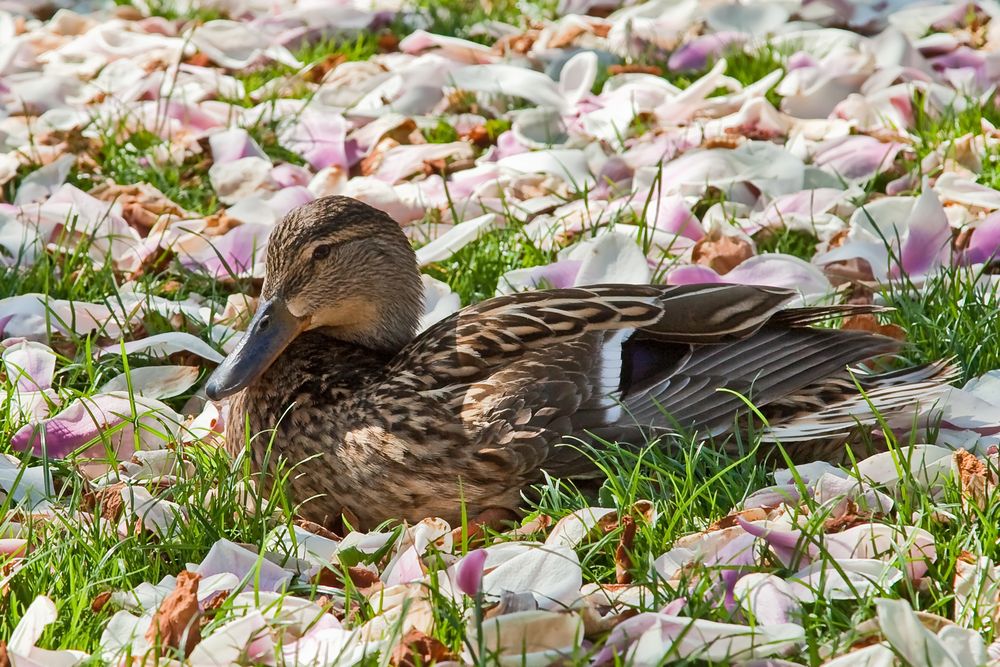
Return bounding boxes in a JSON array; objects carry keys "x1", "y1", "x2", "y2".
[{"x1": 3, "y1": 0, "x2": 1000, "y2": 664}]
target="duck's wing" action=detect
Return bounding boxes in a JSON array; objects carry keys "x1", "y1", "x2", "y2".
[{"x1": 384, "y1": 284, "x2": 897, "y2": 478}]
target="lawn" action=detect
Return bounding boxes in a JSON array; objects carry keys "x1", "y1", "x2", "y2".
[{"x1": 1, "y1": 0, "x2": 1000, "y2": 665}]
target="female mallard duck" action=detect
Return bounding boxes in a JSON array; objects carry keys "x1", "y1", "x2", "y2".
[{"x1": 206, "y1": 196, "x2": 954, "y2": 529}]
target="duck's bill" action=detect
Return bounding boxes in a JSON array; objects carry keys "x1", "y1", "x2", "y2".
[{"x1": 205, "y1": 298, "x2": 304, "y2": 401}]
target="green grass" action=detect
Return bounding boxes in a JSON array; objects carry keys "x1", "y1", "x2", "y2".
[
  {"x1": 422, "y1": 224, "x2": 557, "y2": 305},
  {"x1": 65, "y1": 125, "x2": 218, "y2": 216},
  {"x1": 753, "y1": 227, "x2": 819, "y2": 261},
  {"x1": 225, "y1": 33, "x2": 389, "y2": 105},
  {"x1": 407, "y1": 0, "x2": 558, "y2": 41},
  {"x1": 113, "y1": 0, "x2": 226, "y2": 22},
  {"x1": 881, "y1": 264, "x2": 1000, "y2": 383}
]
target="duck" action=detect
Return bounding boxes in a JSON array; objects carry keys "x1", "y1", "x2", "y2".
[{"x1": 205, "y1": 195, "x2": 956, "y2": 530}]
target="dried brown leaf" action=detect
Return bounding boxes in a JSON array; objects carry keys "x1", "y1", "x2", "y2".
[
  {"x1": 360, "y1": 137, "x2": 400, "y2": 176},
  {"x1": 707, "y1": 508, "x2": 767, "y2": 532},
  {"x1": 87, "y1": 482, "x2": 127, "y2": 522},
  {"x1": 389, "y1": 629, "x2": 454, "y2": 667},
  {"x1": 841, "y1": 314, "x2": 906, "y2": 341},
  {"x1": 615, "y1": 516, "x2": 636, "y2": 585},
  {"x1": 145, "y1": 570, "x2": 202, "y2": 655},
  {"x1": 691, "y1": 234, "x2": 754, "y2": 275},
  {"x1": 91, "y1": 591, "x2": 112, "y2": 613},
  {"x1": 607, "y1": 64, "x2": 663, "y2": 76},
  {"x1": 0, "y1": 640, "x2": 8, "y2": 667},
  {"x1": 295, "y1": 519, "x2": 341, "y2": 541},
  {"x1": 954, "y1": 449, "x2": 990, "y2": 511}
]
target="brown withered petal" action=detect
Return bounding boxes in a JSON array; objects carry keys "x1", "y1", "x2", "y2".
[
  {"x1": 548, "y1": 25, "x2": 586, "y2": 49},
  {"x1": 691, "y1": 234, "x2": 754, "y2": 275},
  {"x1": 841, "y1": 314, "x2": 906, "y2": 341},
  {"x1": 607, "y1": 64, "x2": 663, "y2": 76},
  {"x1": 389, "y1": 629, "x2": 454, "y2": 667},
  {"x1": 87, "y1": 482, "x2": 127, "y2": 522},
  {"x1": 360, "y1": 137, "x2": 400, "y2": 177},
  {"x1": 707, "y1": 507, "x2": 769, "y2": 532},
  {"x1": 91, "y1": 591, "x2": 112, "y2": 613},
  {"x1": 145, "y1": 570, "x2": 202, "y2": 655},
  {"x1": 0, "y1": 640, "x2": 8, "y2": 667},
  {"x1": 347, "y1": 566, "x2": 381, "y2": 591},
  {"x1": 953, "y1": 449, "x2": 990, "y2": 511},
  {"x1": 823, "y1": 500, "x2": 873, "y2": 533},
  {"x1": 295, "y1": 519, "x2": 341, "y2": 541},
  {"x1": 615, "y1": 516, "x2": 636, "y2": 585}
]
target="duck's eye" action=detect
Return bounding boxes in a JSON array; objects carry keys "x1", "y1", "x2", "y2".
[{"x1": 312, "y1": 244, "x2": 332, "y2": 261}]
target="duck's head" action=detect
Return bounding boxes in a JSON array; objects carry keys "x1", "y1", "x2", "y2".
[{"x1": 205, "y1": 196, "x2": 422, "y2": 400}]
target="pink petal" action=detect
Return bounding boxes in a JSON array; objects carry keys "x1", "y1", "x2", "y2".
[
  {"x1": 280, "y1": 112, "x2": 355, "y2": 171},
  {"x1": 962, "y1": 212, "x2": 1000, "y2": 265},
  {"x1": 196, "y1": 539, "x2": 294, "y2": 593},
  {"x1": 743, "y1": 484, "x2": 803, "y2": 509},
  {"x1": 652, "y1": 196, "x2": 704, "y2": 240},
  {"x1": 726, "y1": 255, "x2": 832, "y2": 294},
  {"x1": 894, "y1": 186, "x2": 951, "y2": 278},
  {"x1": 178, "y1": 222, "x2": 271, "y2": 279},
  {"x1": 1, "y1": 340, "x2": 55, "y2": 392},
  {"x1": 270, "y1": 163, "x2": 312, "y2": 188},
  {"x1": 737, "y1": 517, "x2": 812, "y2": 568},
  {"x1": 209, "y1": 128, "x2": 267, "y2": 164},
  {"x1": 813, "y1": 136, "x2": 903, "y2": 181},
  {"x1": 668, "y1": 32, "x2": 745, "y2": 71},
  {"x1": 456, "y1": 548, "x2": 488, "y2": 596},
  {"x1": 733, "y1": 573, "x2": 800, "y2": 625},
  {"x1": 666, "y1": 265, "x2": 724, "y2": 285},
  {"x1": 264, "y1": 186, "x2": 315, "y2": 219},
  {"x1": 10, "y1": 393, "x2": 181, "y2": 459}
]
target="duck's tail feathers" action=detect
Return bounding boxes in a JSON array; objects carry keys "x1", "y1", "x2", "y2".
[{"x1": 761, "y1": 359, "x2": 960, "y2": 443}]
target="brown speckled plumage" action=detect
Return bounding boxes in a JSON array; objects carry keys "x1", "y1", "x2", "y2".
[{"x1": 211, "y1": 196, "x2": 956, "y2": 529}]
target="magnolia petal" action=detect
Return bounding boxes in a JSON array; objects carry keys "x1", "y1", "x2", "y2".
[
  {"x1": 455, "y1": 548, "x2": 488, "y2": 597},
  {"x1": 496, "y1": 260, "x2": 583, "y2": 295},
  {"x1": 449, "y1": 64, "x2": 565, "y2": 109},
  {"x1": 99, "y1": 610, "x2": 151, "y2": 664},
  {"x1": 896, "y1": 185, "x2": 951, "y2": 278},
  {"x1": 623, "y1": 615, "x2": 805, "y2": 664},
  {"x1": 954, "y1": 556, "x2": 1000, "y2": 632},
  {"x1": 209, "y1": 128, "x2": 267, "y2": 164},
  {"x1": 0, "y1": 454, "x2": 52, "y2": 510},
  {"x1": 813, "y1": 136, "x2": 902, "y2": 181},
  {"x1": 733, "y1": 573, "x2": 801, "y2": 625},
  {"x1": 10, "y1": 392, "x2": 182, "y2": 459},
  {"x1": 415, "y1": 213, "x2": 501, "y2": 266},
  {"x1": 419, "y1": 275, "x2": 461, "y2": 332},
  {"x1": 120, "y1": 484, "x2": 186, "y2": 539},
  {"x1": 789, "y1": 559, "x2": 903, "y2": 602},
  {"x1": 98, "y1": 332, "x2": 225, "y2": 364},
  {"x1": 481, "y1": 543, "x2": 583, "y2": 610},
  {"x1": 557, "y1": 50, "x2": 598, "y2": 107},
  {"x1": 876, "y1": 598, "x2": 964, "y2": 667},
  {"x1": 962, "y1": 213, "x2": 1000, "y2": 265},
  {"x1": 187, "y1": 610, "x2": 270, "y2": 665},
  {"x1": 498, "y1": 149, "x2": 595, "y2": 191},
  {"x1": 470, "y1": 610, "x2": 583, "y2": 666},
  {"x1": 2, "y1": 339, "x2": 56, "y2": 392},
  {"x1": 562, "y1": 232, "x2": 651, "y2": 286},
  {"x1": 546, "y1": 507, "x2": 617, "y2": 548},
  {"x1": 98, "y1": 366, "x2": 200, "y2": 400},
  {"x1": 195, "y1": 539, "x2": 294, "y2": 593}
]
